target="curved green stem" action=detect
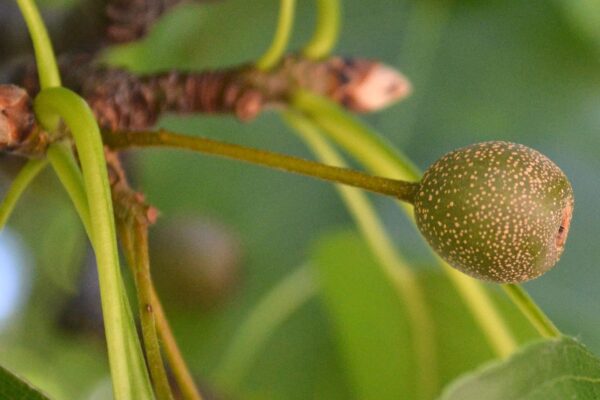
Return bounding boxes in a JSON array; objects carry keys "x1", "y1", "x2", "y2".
[
  {"x1": 0, "y1": 158, "x2": 47, "y2": 230},
  {"x1": 15, "y1": 0, "x2": 60, "y2": 88},
  {"x1": 285, "y1": 111, "x2": 438, "y2": 399},
  {"x1": 502, "y1": 284, "x2": 561, "y2": 338},
  {"x1": 256, "y1": 0, "x2": 296, "y2": 71},
  {"x1": 46, "y1": 142, "x2": 92, "y2": 234},
  {"x1": 34, "y1": 88, "x2": 153, "y2": 400},
  {"x1": 120, "y1": 222, "x2": 174, "y2": 400},
  {"x1": 213, "y1": 265, "x2": 316, "y2": 389},
  {"x1": 302, "y1": 0, "x2": 341, "y2": 59},
  {"x1": 103, "y1": 129, "x2": 419, "y2": 203},
  {"x1": 292, "y1": 91, "x2": 521, "y2": 358}
]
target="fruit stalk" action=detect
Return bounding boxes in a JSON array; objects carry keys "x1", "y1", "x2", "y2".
[{"x1": 103, "y1": 128, "x2": 420, "y2": 203}]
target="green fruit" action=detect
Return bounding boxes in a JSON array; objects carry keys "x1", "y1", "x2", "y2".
[{"x1": 413, "y1": 141, "x2": 573, "y2": 283}]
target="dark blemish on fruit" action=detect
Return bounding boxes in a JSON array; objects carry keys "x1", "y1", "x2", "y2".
[{"x1": 556, "y1": 202, "x2": 573, "y2": 249}]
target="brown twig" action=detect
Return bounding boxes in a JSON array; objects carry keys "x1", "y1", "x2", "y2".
[
  {"x1": 11, "y1": 54, "x2": 410, "y2": 131},
  {"x1": 0, "y1": 85, "x2": 48, "y2": 157}
]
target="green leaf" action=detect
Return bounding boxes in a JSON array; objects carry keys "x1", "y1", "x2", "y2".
[
  {"x1": 0, "y1": 364, "x2": 51, "y2": 400},
  {"x1": 440, "y1": 336, "x2": 600, "y2": 400},
  {"x1": 313, "y1": 230, "x2": 416, "y2": 400},
  {"x1": 311, "y1": 229, "x2": 539, "y2": 400}
]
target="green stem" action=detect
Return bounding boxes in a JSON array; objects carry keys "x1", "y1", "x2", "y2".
[
  {"x1": 15, "y1": 0, "x2": 60, "y2": 88},
  {"x1": 502, "y1": 284, "x2": 561, "y2": 338},
  {"x1": 120, "y1": 222, "x2": 175, "y2": 400},
  {"x1": 34, "y1": 88, "x2": 153, "y2": 400},
  {"x1": 294, "y1": 91, "x2": 421, "y2": 181},
  {"x1": 149, "y1": 286, "x2": 204, "y2": 400},
  {"x1": 442, "y1": 266, "x2": 517, "y2": 357},
  {"x1": 103, "y1": 129, "x2": 419, "y2": 203},
  {"x1": 256, "y1": 0, "x2": 296, "y2": 70},
  {"x1": 302, "y1": 0, "x2": 341, "y2": 59},
  {"x1": 285, "y1": 111, "x2": 438, "y2": 399},
  {"x1": 0, "y1": 158, "x2": 47, "y2": 230},
  {"x1": 16, "y1": 0, "x2": 92, "y2": 248},
  {"x1": 46, "y1": 142, "x2": 92, "y2": 235},
  {"x1": 292, "y1": 92, "x2": 521, "y2": 358},
  {"x1": 213, "y1": 266, "x2": 317, "y2": 388}
]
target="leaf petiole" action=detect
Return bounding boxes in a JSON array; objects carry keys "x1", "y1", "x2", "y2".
[
  {"x1": 103, "y1": 129, "x2": 419, "y2": 203},
  {"x1": 256, "y1": 0, "x2": 297, "y2": 71},
  {"x1": 302, "y1": 0, "x2": 341, "y2": 59}
]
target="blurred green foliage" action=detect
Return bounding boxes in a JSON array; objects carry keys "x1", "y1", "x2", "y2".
[
  {"x1": 2, "y1": 0, "x2": 600, "y2": 399},
  {"x1": 312, "y1": 230, "x2": 538, "y2": 400},
  {"x1": 0, "y1": 363, "x2": 51, "y2": 399}
]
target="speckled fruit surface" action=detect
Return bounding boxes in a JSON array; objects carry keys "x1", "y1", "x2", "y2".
[{"x1": 414, "y1": 141, "x2": 573, "y2": 283}]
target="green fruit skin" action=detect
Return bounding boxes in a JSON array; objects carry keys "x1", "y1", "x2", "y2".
[{"x1": 414, "y1": 141, "x2": 574, "y2": 283}]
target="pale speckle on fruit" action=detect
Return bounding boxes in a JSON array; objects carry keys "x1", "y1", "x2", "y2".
[{"x1": 414, "y1": 141, "x2": 574, "y2": 283}]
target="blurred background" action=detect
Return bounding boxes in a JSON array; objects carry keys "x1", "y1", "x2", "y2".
[{"x1": 1, "y1": 0, "x2": 600, "y2": 399}]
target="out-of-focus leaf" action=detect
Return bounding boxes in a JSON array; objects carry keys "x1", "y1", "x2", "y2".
[
  {"x1": 103, "y1": 0, "x2": 288, "y2": 71},
  {"x1": 311, "y1": 229, "x2": 539, "y2": 400},
  {"x1": 313, "y1": 231, "x2": 536, "y2": 400},
  {"x1": 439, "y1": 336, "x2": 600, "y2": 400},
  {"x1": 0, "y1": 363, "x2": 51, "y2": 400},
  {"x1": 312, "y1": 230, "x2": 415, "y2": 400}
]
